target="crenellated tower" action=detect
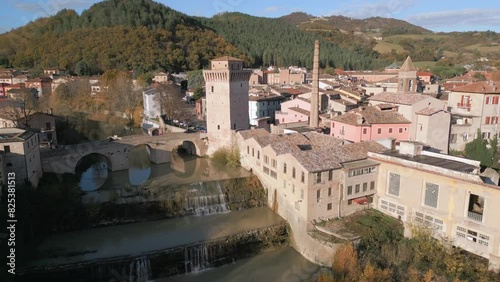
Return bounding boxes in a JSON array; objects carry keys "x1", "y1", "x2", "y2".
[{"x1": 203, "y1": 56, "x2": 252, "y2": 154}]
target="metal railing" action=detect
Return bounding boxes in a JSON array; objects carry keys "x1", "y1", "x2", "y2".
[{"x1": 467, "y1": 211, "x2": 483, "y2": 222}]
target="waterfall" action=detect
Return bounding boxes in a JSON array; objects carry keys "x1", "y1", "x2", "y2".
[
  {"x1": 129, "y1": 257, "x2": 151, "y2": 282},
  {"x1": 184, "y1": 244, "x2": 213, "y2": 273},
  {"x1": 186, "y1": 182, "x2": 229, "y2": 216}
]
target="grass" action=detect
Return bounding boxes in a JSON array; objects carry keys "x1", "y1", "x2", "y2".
[{"x1": 373, "y1": 41, "x2": 405, "y2": 54}]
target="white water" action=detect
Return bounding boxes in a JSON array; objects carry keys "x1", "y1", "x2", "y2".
[
  {"x1": 184, "y1": 245, "x2": 213, "y2": 273},
  {"x1": 130, "y1": 257, "x2": 151, "y2": 282},
  {"x1": 186, "y1": 182, "x2": 229, "y2": 216}
]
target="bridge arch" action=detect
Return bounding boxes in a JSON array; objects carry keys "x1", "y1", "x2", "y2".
[{"x1": 75, "y1": 153, "x2": 112, "y2": 174}]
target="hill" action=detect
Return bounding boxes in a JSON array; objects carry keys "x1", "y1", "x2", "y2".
[
  {"x1": 0, "y1": 0, "x2": 246, "y2": 74},
  {"x1": 201, "y1": 12, "x2": 384, "y2": 70},
  {"x1": 280, "y1": 12, "x2": 500, "y2": 65},
  {"x1": 0, "y1": 0, "x2": 386, "y2": 74}
]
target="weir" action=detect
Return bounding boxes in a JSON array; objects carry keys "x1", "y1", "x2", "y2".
[
  {"x1": 186, "y1": 182, "x2": 229, "y2": 216},
  {"x1": 19, "y1": 208, "x2": 289, "y2": 281}
]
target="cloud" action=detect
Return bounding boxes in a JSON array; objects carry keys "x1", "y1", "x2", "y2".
[
  {"x1": 328, "y1": 0, "x2": 415, "y2": 19},
  {"x1": 406, "y1": 9, "x2": 500, "y2": 31},
  {"x1": 14, "y1": 0, "x2": 96, "y2": 15},
  {"x1": 263, "y1": 6, "x2": 280, "y2": 13}
]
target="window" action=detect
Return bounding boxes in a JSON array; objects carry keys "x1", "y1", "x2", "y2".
[
  {"x1": 292, "y1": 184, "x2": 295, "y2": 194},
  {"x1": 377, "y1": 128, "x2": 382, "y2": 134},
  {"x1": 370, "y1": 181, "x2": 375, "y2": 190},
  {"x1": 316, "y1": 189, "x2": 321, "y2": 203},
  {"x1": 486, "y1": 116, "x2": 491, "y2": 124},
  {"x1": 467, "y1": 193, "x2": 484, "y2": 222},
  {"x1": 45, "y1": 122, "x2": 51, "y2": 130},
  {"x1": 301, "y1": 189, "x2": 304, "y2": 199},
  {"x1": 292, "y1": 167, "x2": 296, "y2": 179},
  {"x1": 388, "y1": 173, "x2": 401, "y2": 196},
  {"x1": 363, "y1": 183, "x2": 368, "y2": 192},
  {"x1": 327, "y1": 203, "x2": 332, "y2": 210},
  {"x1": 486, "y1": 96, "x2": 492, "y2": 104},
  {"x1": 316, "y1": 172, "x2": 322, "y2": 183},
  {"x1": 301, "y1": 172, "x2": 305, "y2": 183},
  {"x1": 389, "y1": 128, "x2": 393, "y2": 133},
  {"x1": 450, "y1": 134, "x2": 457, "y2": 144},
  {"x1": 252, "y1": 148, "x2": 254, "y2": 157},
  {"x1": 217, "y1": 125, "x2": 220, "y2": 130},
  {"x1": 271, "y1": 159, "x2": 277, "y2": 168},
  {"x1": 363, "y1": 128, "x2": 367, "y2": 134},
  {"x1": 424, "y1": 182, "x2": 439, "y2": 208},
  {"x1": 283, "y1": 163, "x2": 287, "y2": 174},
  {"x1": 328, "y1": 170, "x2": 333, "y2": 181},
  {"x1": 257, "y1": 151, "x2": 260, "y2": 160},
  {"x1": 328, "y1": 187, "x2": 332, "y2": 196},
  {"x1": 4, "y1": 145, "x2": 10, "y2": 153},
  {"x1": 247, "y1": 146, "x2": 249, "y2": 154},
  {"x1": 355, "y1": 184, "x2": 360, "y2": 193},
  {"x1": 332, "y1": 122, "x2": 335, "y2": 128},
  {"x1": 347, "y1": 186, "x2": 352, "y2": 195},
  {"x1": 211, "y1": 86, "x2": 214, "y2": 92},
  {"x1": 264, "y1": 155, "x2": 269, "y2": 164},
  {"x1": 494, "y1": 96, "x2": 499, "y2": 104}
]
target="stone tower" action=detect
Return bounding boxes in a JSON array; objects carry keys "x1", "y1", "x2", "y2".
[
  {"x1": 203, "y1": 56, "x2": 252, "y2": 154},
  {"x1": 310, "y1": 40, "x2": 320, "y2": 128},
  {"x1": 398, "y1": 56, "x2": 417, "y2": 92}
]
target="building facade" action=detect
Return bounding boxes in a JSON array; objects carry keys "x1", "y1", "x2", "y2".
[
  {"x1": 331, "y1": 105, "x2": 411, "y2": 142},
  {"x1": 370, "y1": 142, "x2": 500, "y2": 271},
  {"x1": 447, "y1": 81, "x2": 500, "y2": 151},
  {"x1": 0, "y1": 128, "x2": 42, "y2": 188}
]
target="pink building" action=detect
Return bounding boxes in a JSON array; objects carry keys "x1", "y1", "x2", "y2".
[
  {"x1": 275, "y1": 97, "x2": 311, "y2": 124},
  {"x1": 331, "y1": 105, "x2": 411, "y2": 142}
]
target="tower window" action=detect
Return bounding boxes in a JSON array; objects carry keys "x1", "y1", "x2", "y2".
[
  {"x1": 217, "y1": 125, "x2": 220, "y2": 130},
  {"x1": 211, "y1": 86, "x2": 214, "y2": 92}
]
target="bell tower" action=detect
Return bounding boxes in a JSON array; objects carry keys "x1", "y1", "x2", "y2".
[
  {"x1": 203, "y1": 56, "x2": 252, "y2": 154},
  {"x1": 398, "y1": 56, "x2": 418, "y2": 92}
]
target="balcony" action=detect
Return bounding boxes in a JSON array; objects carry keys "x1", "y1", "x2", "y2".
[
  {"x1": 467, "y1": 211, "x2": 483, "y2": 222},
  {"x1": 457, "y1": 102, "x2": 471, "y2": 111}
]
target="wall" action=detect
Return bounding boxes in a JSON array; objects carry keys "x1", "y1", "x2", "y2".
[{"x1": 370, "y1": 153, "x2": 500, "y2": 271}]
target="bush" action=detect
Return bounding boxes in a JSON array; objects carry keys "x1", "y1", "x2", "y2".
[{"x1": 211, "y1": 146, "x2": 240, "y2": 167}]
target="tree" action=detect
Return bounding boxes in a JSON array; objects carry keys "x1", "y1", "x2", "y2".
[
  {"x1": 464, "y1": 129, "x2": 498, "y2": 167},
  {"x1": 0, "y1": 89, "x2": 40, "y2": 128},
  {"x1": 473, "y1": 72, "x2": 487, "y2": 81},
  {"x1": 186, "y1": 70, "x2": 204, "y2": 90},
  {"x1": 154, "y1": 82, "x2": 188, "y2": 122},
  {"x1": 103, "y1": 70, "x2": 141, "y2": 126}
]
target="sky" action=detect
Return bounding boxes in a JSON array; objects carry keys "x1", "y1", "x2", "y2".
[{"x1": 1, "y1": 0, "x2": 500, "y2": 34}]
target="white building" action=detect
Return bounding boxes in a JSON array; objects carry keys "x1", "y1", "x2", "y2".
[
  {"x1": 142, "y1": 85, "x2": 162, "y2": 120},
  {"x1": 0, "y1": 128, "x2": 42, "y2": 188},
  {"x1": 248, "y1": 92, "x2": 284, "y2": 127}
]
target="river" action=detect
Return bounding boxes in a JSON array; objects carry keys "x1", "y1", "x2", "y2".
[
  {"x1": 32, "y1": 208, "x2": 283, "y2": 267},
  {"x1": 160, "y1": 247, "x2": 319, "y2": 282}
]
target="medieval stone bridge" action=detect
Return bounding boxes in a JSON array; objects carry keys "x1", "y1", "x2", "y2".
[{"x1": 40, "y1": 132, "x2": 208, "y2": 174}]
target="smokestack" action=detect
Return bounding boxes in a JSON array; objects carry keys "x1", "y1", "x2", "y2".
[{"x1": 310, "y1": 40, "x2": 320, "y2": 128}]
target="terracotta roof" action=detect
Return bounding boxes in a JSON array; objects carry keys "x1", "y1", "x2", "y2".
[
  {"x1": 239, "y1": 128, "x2": 270, "y2": 140},
  {"x1": 239, "y1": 130, "x2": 387, "y2": 172},
  {"x1": 249, "y1": 93, "x2": 284, "y2": 102},
  {"x1": 212, "y1": 56, "x2": 243, "y2": 62},
  {"x1": 400, "y1": 56, "x2": 416, "y2": 72},
  {"x1": 417, "y1": 71, "x2": 432, "y2": 77},
  {"x1": 451, "y1": 81, "x2": 500, "y2": 94},
  {"x1": 369, "y1": 92, "x2": 429, "y2": 105},
  {"x1": 293, "y1": 141, "x2": 387, "y2": 172},
  {"x1": 332, "y1": 106, "x2": 410, "y2": 125},
  {"x1": 289, "y1": 107, "x2": 310, "y2": 115},
  {"x1": 416, "y1": 107, "x2": 442, "y2": 116}
]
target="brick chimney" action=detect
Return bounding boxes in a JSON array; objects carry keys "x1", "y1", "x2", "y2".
[{"x1": 310, "y1": 40, "x2": 320, "y2": 128}]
